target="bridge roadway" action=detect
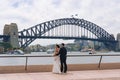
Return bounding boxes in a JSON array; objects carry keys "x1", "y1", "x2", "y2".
[
  {"x1": 0, "y1": 35, "x2": 9, "y2": 38},
  {"x1": 0, "y1": 35, "x2": 117, "y2": 42},
  {"x1": 0, "y1": 69, "x2": 120, "y2": 80}
]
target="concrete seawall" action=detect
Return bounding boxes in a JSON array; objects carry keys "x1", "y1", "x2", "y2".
[{"x1": 0, "y1": 63, "x2": 120, "y2": 73}]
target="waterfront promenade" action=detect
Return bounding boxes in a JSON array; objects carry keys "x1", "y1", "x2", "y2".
[
  {"x1": 0, "y1": 53, "x2": 120, "y2": 80},
  {"x1": 0, "y1": 69, "x2": 120, "y2": 80}
]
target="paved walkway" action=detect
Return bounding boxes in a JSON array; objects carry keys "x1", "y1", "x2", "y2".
[{"x1": 0, "y1": 69, "x2": 120, "y2": 80}]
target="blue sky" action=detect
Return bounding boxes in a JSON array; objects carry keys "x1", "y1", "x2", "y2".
[{"x1": 0, "y1": 0, "x2": 120, "y2": 45}]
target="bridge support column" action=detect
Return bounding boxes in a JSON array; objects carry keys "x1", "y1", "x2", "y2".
[
  {"x1": 117, "y1": 33, "x2": 120, "y2": 51},
  {"x1": 3, "y1": 23, "x2": 19, "y2": 48}
]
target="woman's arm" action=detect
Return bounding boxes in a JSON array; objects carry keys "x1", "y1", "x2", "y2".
[{"x1": 54, "y1": 48, "x2": 60, "y2": 56}]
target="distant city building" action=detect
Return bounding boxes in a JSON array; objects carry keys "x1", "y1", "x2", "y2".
[
  {"x1": 29, "y1": 44, "x2": 46, "y2": 52},
  {"x1": 0, "y1": 46, "x2": 4, "y2": 53},
  {"x1": 0, "y1": 39, "x2": 3, "y2": 42},
  {"x1": 117, "y1": 33, "x2": 120, "y2": 50}
]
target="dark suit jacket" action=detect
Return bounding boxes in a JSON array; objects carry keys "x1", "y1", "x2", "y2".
[{"x1": 58, "y1": 47, "x2": 67, "y2": 59}]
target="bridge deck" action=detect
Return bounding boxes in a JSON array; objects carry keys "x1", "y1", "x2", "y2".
[{"x1": 0, "y1": 69, "x2": 120, "y2": 80}]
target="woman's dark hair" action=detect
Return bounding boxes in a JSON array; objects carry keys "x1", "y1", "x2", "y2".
[{"x1": 56, "y1": 44, "x2": 60, "y2": 48}]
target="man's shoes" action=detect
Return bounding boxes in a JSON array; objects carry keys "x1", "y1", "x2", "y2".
[
  {"x1": 60, "y1": 72, "x2": 67, "y2": 74},
  {"x1": 64, "y1": 71, "x2": 67, "y2": 73}
]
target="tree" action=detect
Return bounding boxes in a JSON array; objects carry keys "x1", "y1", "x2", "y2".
[{"x1": 0, "y1": 42, "x2": 12, "y2": 51}]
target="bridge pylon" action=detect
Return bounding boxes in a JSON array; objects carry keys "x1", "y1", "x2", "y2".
[
  {"x1": 117, "y1": 33, "x2": 120, "y2": 51},
  {"x1": 3, "y1": 23, "x2": 19, "y2": 48}
]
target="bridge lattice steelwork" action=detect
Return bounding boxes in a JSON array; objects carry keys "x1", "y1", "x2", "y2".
[{"x1": 17, "y1": 18, "x2": 116, "y2": 49}]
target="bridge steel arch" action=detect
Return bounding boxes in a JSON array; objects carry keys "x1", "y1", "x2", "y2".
[{"x1": 18, "y1": 18, "x2": 115, "y2": 49}]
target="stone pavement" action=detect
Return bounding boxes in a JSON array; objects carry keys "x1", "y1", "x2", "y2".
[{"x1": 0, "y1": 69, "x2": 120, "y2": 80}]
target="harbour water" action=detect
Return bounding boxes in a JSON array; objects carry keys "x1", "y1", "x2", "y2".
[{"x1": 0, "y1": 52, "x2": 120, "y2": 66}]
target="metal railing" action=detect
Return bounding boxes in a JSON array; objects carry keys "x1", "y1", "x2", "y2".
[{"x1": 0, "y1": 54, "x2": 120, "y2": 70}]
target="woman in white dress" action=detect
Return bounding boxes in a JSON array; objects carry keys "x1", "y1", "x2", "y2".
[{"x1": 52, "y1": 44, "x2": 61, "y2": 74}]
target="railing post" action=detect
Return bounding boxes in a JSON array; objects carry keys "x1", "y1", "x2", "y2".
[
  {"x1": 98, "y1": 56, "x2": 103, "y2": 69},
  {"x1": 25, "y1": 56, "x2": 28, "y2": 71}
]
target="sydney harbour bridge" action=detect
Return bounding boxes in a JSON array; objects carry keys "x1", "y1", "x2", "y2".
[{"x1": 0, "y1": 18, "x2": 119, "y2": 50}]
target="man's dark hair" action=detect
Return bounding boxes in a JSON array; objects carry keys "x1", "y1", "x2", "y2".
[{"x1": 61, "y1": 43, "x2": 65, "y2": 46}]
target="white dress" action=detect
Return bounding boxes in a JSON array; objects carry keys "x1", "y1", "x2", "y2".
[{"x1": 52, "y1": 55, "x2": 61, "y2": 73}]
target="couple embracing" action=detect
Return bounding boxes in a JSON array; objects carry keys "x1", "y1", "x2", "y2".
[{"x1": 52, "y1": 43, "x2": 67, "y2": 74}]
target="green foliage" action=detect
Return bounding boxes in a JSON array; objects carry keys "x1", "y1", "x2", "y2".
[{"x1": 0, "y1": 42, "x2": 12, "y2": 51}]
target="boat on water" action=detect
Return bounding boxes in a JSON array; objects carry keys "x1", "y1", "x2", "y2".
[
  {"x1": 89, "y1": 49, "x2": 96, "y2": 54},
  {"x1": 14, "y1": 50, "x2": 24, "y2": 55},
  {"x1": 7, "y1": 49, "x2": 24, "y2": 55},
  {"x1": 47, "y1": 49, "x2": 54, "y2": 54}
]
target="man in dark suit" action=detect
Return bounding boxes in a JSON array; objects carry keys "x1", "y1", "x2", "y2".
[{"x1": 58, "y1": 43, "x2": 67, "y2": 73}]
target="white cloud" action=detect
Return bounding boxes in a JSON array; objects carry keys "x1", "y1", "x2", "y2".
[{"x1": 0, "y1": 0, "x2": 120, "y2": 45}]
